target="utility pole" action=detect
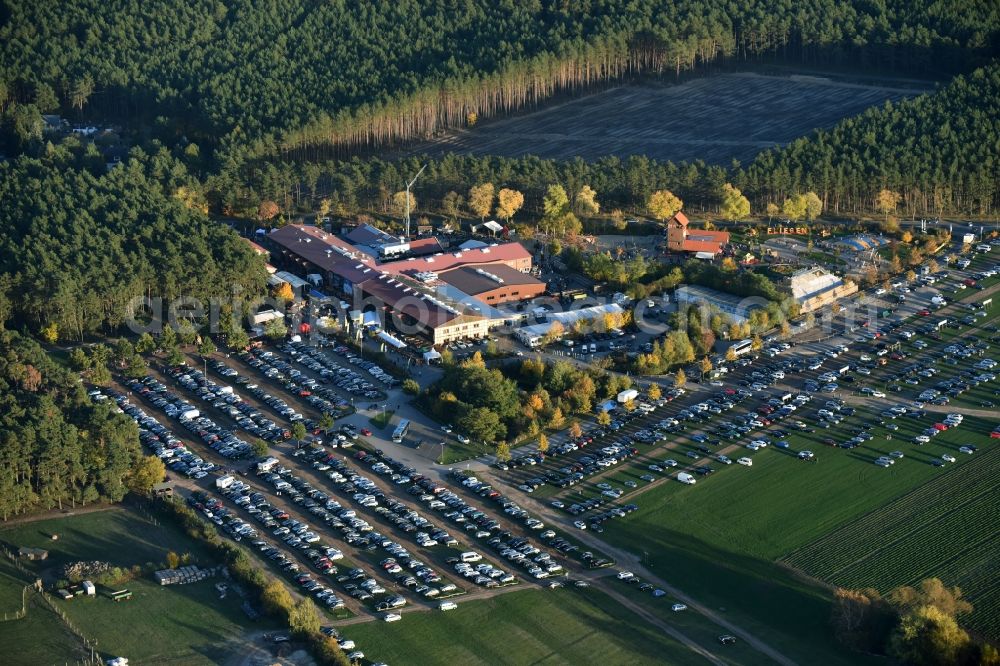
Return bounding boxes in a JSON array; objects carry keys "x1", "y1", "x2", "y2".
[{"x1": 404, "y1": 164, "x2": 427, "y2": 240}]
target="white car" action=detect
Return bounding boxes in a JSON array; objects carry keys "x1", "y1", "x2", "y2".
[
  {"x1": 737, "y1": 457, "x2": 753, "y2": 466},
  {"x1": 798, "y1": 451, "x2": 814, "y2": 460},
  {"x1": 875, "y1": 288, "x2": 887, "y2": 295},
  {"x1": 941, "y1": 454, "x2": 957, "y2": 463},
  {"x1": 671, "y1": 603, "x2": 688, "y2": 612},
  {"x1": 871, "y1": 391, "x2": 886, "y2": 398},
  {"x1": 958, "y1": 446, "x2": 975, "y2": 455},
  {"x1": 383, "y1": 613, "x2": 402, "y2": 622},
  {"x1": 617, "y1": 571, "x2": 634, "y2": 580},
  {"x1": 456, "y1": 434, "x2": 470, "y2": 444}
]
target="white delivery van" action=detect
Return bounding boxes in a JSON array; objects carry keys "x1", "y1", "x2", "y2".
[
  {"x1": 676, "y1": 472, "x2": 696, "y2": 485},
  {"x1": 439, "y1": 601, "x2": 457, "y2": 611}
]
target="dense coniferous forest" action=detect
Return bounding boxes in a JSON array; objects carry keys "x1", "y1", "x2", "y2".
[
  {"x1": 0, "y1": 330, "x2": 142, "y2": 518},
  {"x1": 1, "y1": 0, "x2": 997, "y2": 165},
  {"x1": 207, "y1": 63, "x2": 999, "y2": 220},
  {"x1": 741, "y1": 64, "x2": 1000, "y2": 217},
  {"x1": 0, "y1": 144, "x2": 269, "y2": 339}
]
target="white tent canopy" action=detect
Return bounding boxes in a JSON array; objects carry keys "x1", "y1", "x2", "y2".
[
  {"x1": 423, "y1": 350, "x2": 442, "y2": 362},
  {"x1": 377, "y1": 330, "x2": 407, "y2": 349}
]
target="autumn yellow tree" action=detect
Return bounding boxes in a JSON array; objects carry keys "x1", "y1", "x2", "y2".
[
  {"x1": 569, "y1": 421, "x2": 582, "y2": 438},
  {"x1": 260, "y1": 579, "x2": 295, "y2": 619},
  {"x1": 468, "y1": 183, "x2": 495, "y2": 221},
  {"x1": 257, "y1": 200, "x2": 280, "y2": 221},
  {"x1": 889, "y1": 605, "x2": 971, "y2": 666},
  {"x1": 726, "y1": 346, "x2": 737, "y2": 362},
  {"x1": 575, "y1": 185, "x2": 600, "y2": 217},
  {"x1": 40, "y1": 322, "x2": 58, "y2": 344},
  {"x1": 699, "y1": 356, "x2": 713, "y2": 378},
  {"x1": 126, "y1": 455, "x2": 166, "y2": 494},
  {"x1": 782, "y1": 195, "x2": 808, "y2": 221},
  {"x1": 272, "y1": 281, "x2": 294, "y2": 302},
  {"x1": 766, "y1": 202, "x2": 780, "y2": 220},
  {"x1": 495, "y1": 188, "x2": 524, "y2": 224},
  {"x1": 537, "y1": 433, "x2": 549, "y2": 454},
  {"x1": 495, "y1": 441, "x2": 511, "y2": 462},
  {"x1": 543, "y1": 320, "x2": 565, "y2": 344},
  {"x1": 597, "y1": 410, "x2": 611, "y2": 426},
  {"x1": 803, "y1": 192, "x2": 823, "y2": 221},
  {"x1": 648, "y1": 190, "x2": 683, "y2": 222},
  {"x1": 674, "y1": 368, "x2": 686, "y2": 388},
  {"x1": 875, "y1": 189, "x2": 902, "y2": 223},
  {"x1": 720, "y1": 183, "x2": 751, "y2": 221},
  {"x1": 647, "y1": 383, "x2": 661, "y2": 401},
  {"x1": 391, "y1": 190, "x2": 416, "y2": 217}
]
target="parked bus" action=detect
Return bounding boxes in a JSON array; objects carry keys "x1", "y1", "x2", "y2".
[
  {"x1": 729, "y1": 339, "x2": 753, "y2": 357},
  {"x1": 392, "y1": 419, "x2": 410, "y2": 443}
]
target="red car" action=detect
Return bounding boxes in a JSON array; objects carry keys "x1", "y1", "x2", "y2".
[
  {"x1": 360, "y1": 428, "x2": 373, "y2": 436},
  {"x1": 991, "y1": 430, "x2": 1000, "y2": 439},
  {"x1": 933, "y1": 423, "x2": 949, "y2": 431},
  {"x1": 965, "y1": 278, "x2": 977, "y2": 287},
  {"x1": 918, "y1": 309, "x2": 930, "y2": 316}
]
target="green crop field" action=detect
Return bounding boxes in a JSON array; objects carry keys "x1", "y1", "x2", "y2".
[
  {"x1": 345, "y1": 587, "x2": 711, "y2": 666},
  {"x1": 593, "y1": 406, "x2": 995, "y2": 664},
  {"x1": 783, "y1": 444, "x2": 1000, "y2": 637},
  {"x1": 0, "y1": 508, "x2": 279, "y2": 665}
]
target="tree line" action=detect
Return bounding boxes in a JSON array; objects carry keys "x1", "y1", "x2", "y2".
[
  {"x1": 1, "y1": 0, "x2": 995, "y2": 166},
  {"x1": 0, "y1": 142, "x2": 268, "y2": 339},
  {"x1": 741, "y1": 63, "x2": 1000, "y2": 218},
  {"x1": 206, "y1": 60, "x2": 998, "y2": 225},
  {"x1": 0, "y1": 330, "x2": 154, "y2": 519},
  {"x1": 832, "y1": 578, "x2": 998, "y2": 665}
]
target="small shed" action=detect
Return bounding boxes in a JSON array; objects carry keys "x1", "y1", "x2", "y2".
[
  {"x1": 82, "y1": 581, "x2": 96, "y2": 596},
  {"x1": 18, "y1": 547, "x2": 48, "y2": 561}
]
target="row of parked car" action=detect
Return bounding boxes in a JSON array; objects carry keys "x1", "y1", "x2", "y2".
[
  {"x1": 176, "y1": 363, "x2": 291, "y2": 441},
  {"x1": 128, "y1": 375, "x2": 255, "y2": 460},
  {"x1": 89, "y1": 387, "x2": 220, "y2": 478},
  {"x1": 326, "y1": 342, "x2": 400, "y2": 389},
  {"x1": 282, "y1": 341, "x2": 390, "y2": 397},
  {"x1": 257, "y1": 453, "x2": 459, "y2": 599},
  {"x1": 236, "y1": 350, "x2": 351, "y2": 418}
]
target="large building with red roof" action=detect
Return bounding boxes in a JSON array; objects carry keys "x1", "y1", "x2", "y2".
[
  {"x1": 665, "y1": 212, "x2": 730, "y2": 256},
  {"x1": 264, "y1": 224, "x2": 537, "y2": 344}
]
